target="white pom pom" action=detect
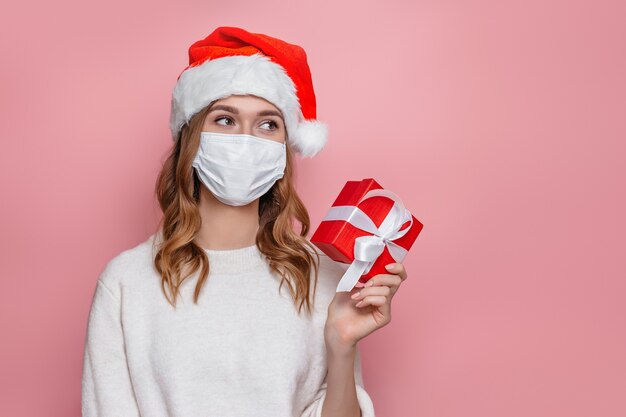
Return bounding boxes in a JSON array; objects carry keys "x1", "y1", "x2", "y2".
[{"x1": 289, "y1": 120, "x2": 328, "y2": 158}]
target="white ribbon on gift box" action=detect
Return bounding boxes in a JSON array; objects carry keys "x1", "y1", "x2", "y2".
[{"x1": 320, "y1": 188, "x2": 415, "y2": 292}]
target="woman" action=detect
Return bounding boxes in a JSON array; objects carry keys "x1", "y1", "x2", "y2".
[{"x1": 81, "y1": 26, "x2": 408, "y2": 417}]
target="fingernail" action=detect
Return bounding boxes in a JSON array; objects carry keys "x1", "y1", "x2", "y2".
[
  {"x1": 351, "y1": 291, "x2": 360, "y2": 299},
  {"x1": 385, "y1": 263, "x2": 395, "y2": 270},
  {"x1": 356, "y1": 300, "x2": 363, "y2": 307}
]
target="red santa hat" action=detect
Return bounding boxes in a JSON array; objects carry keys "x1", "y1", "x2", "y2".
[{"x1": 169, "y1": 26, "x2": 328, "y2": 158}]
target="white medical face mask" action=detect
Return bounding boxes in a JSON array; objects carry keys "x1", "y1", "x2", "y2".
[{"x1": 192, "y1": 131, "x2": 287, "y2": 206}]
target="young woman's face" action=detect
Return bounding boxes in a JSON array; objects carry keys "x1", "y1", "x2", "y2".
[{"x1": 202, "y1": 94, "x2": 287, "y2": 144}]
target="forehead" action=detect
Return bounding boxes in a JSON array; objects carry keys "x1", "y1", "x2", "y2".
[
  {"x1": 214, "y1": 94, "x2": 279, "y2": 110},
  {"x1": 210, "y1": 94, "x2": 284, "y2": 120}
]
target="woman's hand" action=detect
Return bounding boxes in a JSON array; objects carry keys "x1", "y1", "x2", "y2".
[{"x1": 324, "y1": 262, "x2": 408, "y2": 353}]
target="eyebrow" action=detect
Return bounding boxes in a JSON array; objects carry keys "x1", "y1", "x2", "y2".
[{"x1": 208, "y1": 104, "x2": 284, "y2": 119}]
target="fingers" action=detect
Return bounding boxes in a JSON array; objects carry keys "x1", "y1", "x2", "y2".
[
  {"x1": 364, "y1": 273, "x2": 402, "y2": 297},
  {"x1": 385, "y1": 262, "x2": 408, "y2": 281},
  {"x1": 364, "y1": 274, "x2": 402, "y2": 289},
  {"x1": 355, "y1": 295, "x2": 388, "y2": 308},
  {"x1": 349, "y1": 263, "x2": 408, "y2": 308},
  {"x1": 351, "y1": 285, "x2": 391, "y2": 308}
]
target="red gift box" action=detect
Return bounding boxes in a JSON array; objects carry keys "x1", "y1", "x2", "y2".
[{"x1": 310, "y1": 178, "x2": 424, "y2": 292}]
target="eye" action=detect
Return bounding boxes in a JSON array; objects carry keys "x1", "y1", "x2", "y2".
[
  {"x1": 260, "y1": 120, "x2": 279, "y2": 130},
  {"x1": 215, "y1": 116, "x2": 234, "y2": 126}
]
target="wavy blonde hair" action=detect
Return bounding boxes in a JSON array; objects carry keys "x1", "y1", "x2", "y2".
[{"x1": 153, "y1": 99, "x2": 321, "y2": 316}]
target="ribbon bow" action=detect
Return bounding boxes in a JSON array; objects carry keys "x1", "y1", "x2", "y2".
[{"x1": 321, "y1": 188, "x2": 414, "y2": 292}]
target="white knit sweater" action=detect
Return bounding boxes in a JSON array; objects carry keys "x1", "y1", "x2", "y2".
[{"x1": 81, "y1": 232, "x2": 376, "y2": 417}]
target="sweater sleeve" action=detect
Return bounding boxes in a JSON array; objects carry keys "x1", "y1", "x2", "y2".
[
  {"x1": 301, "y1": 344, "x2": 376, "y2": 417},
  {"x1": 81, "y1": 278, "x2": 141, "y2": 417}
]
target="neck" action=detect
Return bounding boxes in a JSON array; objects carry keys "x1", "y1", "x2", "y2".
[{"x1": 194, "y1": 186, "x2": 260, "y2": 250}]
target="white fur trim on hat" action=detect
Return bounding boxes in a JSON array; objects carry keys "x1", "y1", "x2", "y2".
[
  {"x1": 290, "y1": 119, "x2": 328, "y2": 158},
  {"x1": 169, "y1": 53, "x2": 327, "y2": 158}
]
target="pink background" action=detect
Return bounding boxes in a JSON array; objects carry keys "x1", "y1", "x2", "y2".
[{"x1": 1, "y1": 0, "x2": 625, "y2": 416}]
